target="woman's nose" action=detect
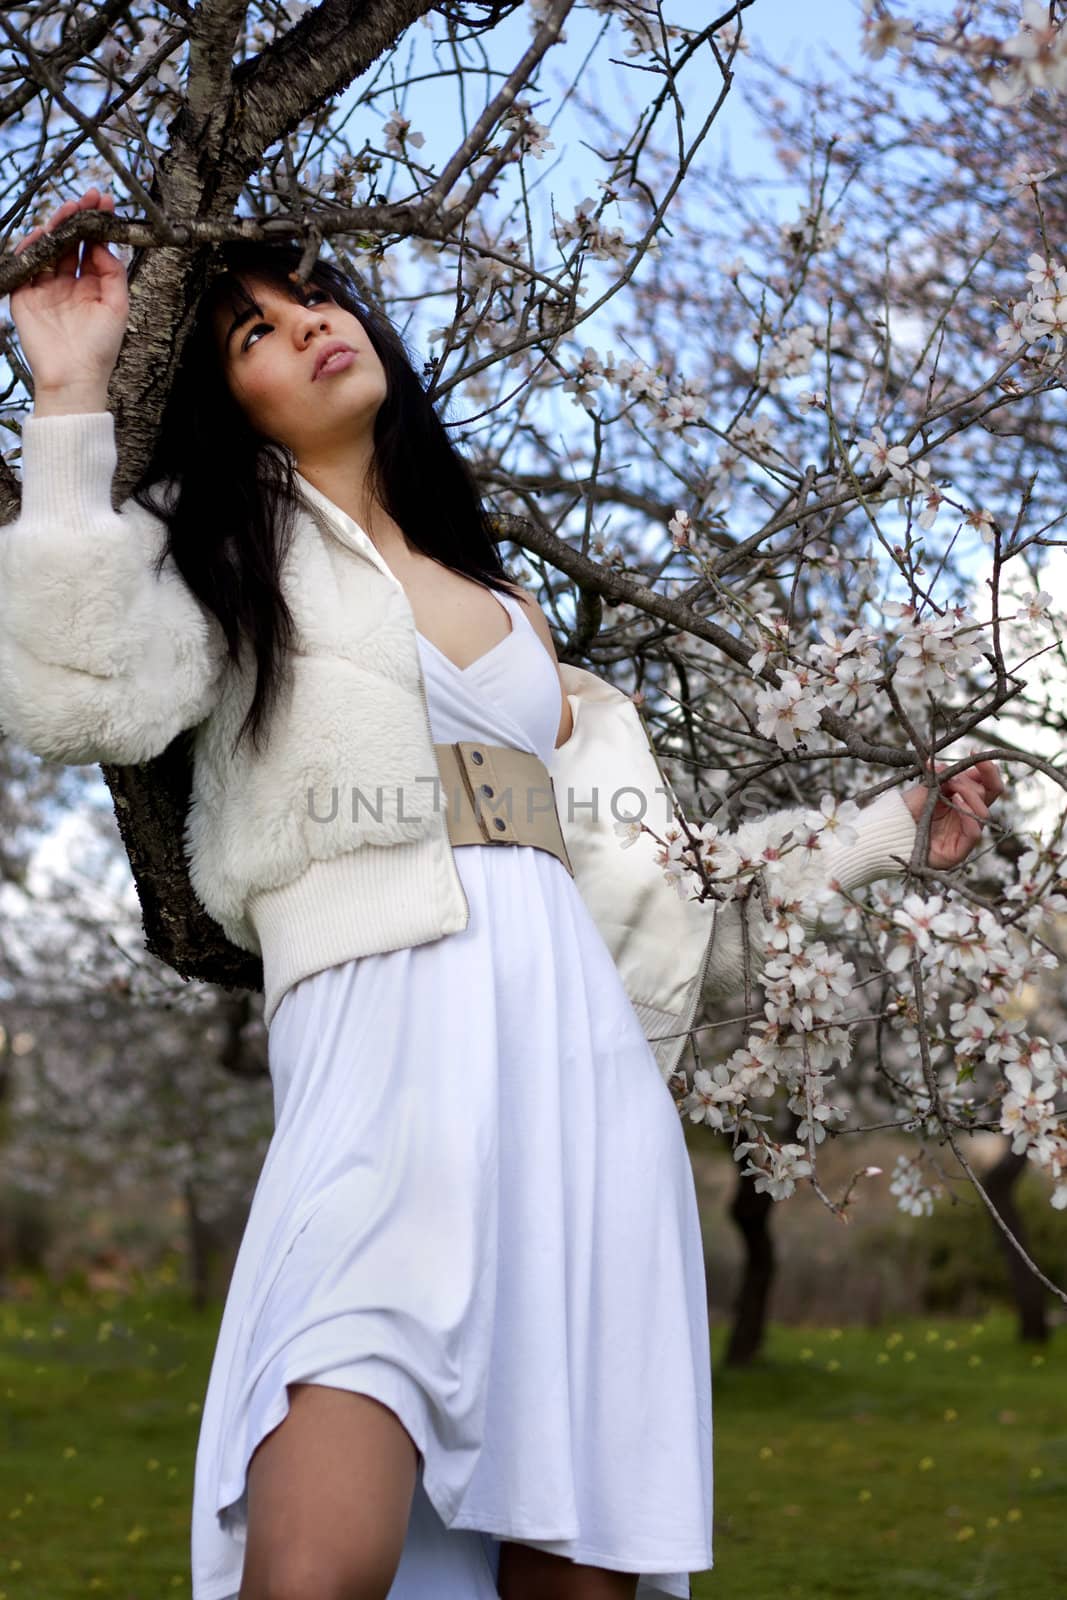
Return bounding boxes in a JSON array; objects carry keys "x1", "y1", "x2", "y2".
[{"x1": 297, "y1": 312, "x2": 330, "y2": 345}]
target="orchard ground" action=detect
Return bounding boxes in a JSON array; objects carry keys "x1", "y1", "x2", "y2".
[{"x1": 0, "y1": 1274, "x2": 1063, "y2": 1599}]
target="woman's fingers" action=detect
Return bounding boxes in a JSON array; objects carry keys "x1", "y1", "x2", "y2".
[
  {"x1": 60, "y1": 194, "x2": 111, "y2": 278},
  {"x1": 928, "y1": 757, "x2": 1005, "y2": 806},
  {"x1": 12, "y1": 187, "x2": 113, "y2": 273},
  {"x1": 950, "y1": 758, "x2": 1003, "y2": 800},
  {"x1": 82, "y1": 192, "x2": 123, "y2": 282},
  {"x1": 942, "y1": 778, "x2": 988, "y2": 828},
  {"x1": 971, "y1": 759, "x2": 1006, "y2": 802},
  {"x1": 917, "y1": 757, "x2": 1003, "y2": 865},
  {"x1": 43, "y1": 195, "x2": 85, "y2": 276},
  {"x1": 56, "y1": 214, "x2": 81, "y2": 278}
]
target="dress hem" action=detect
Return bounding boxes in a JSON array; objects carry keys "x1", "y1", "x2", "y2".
[
  {"x1": 437, "y1": 1512, "x2": 711, "y2": 1571},
  {"x1": 204, "y1": 1363, "x2": 709, "y2": 1600}
]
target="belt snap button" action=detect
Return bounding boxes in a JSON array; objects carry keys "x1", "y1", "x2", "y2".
[
  {"x1": 480, "y1": 784, "x2": 494, "y2": 798},
  {"x1": 470, "y1": 750, "x2": 484, "y2": 765},
  {"x1": 493, "y1": 817, "x2": 507, "y2": 832}
]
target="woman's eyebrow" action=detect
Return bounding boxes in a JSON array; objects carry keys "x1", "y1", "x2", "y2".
[
  {"x1": 225, "y1": 304, "x2": 263, "y2": 351},
  {"x1": 224, "y1": 286, "x2": 320, "y2": 351}
]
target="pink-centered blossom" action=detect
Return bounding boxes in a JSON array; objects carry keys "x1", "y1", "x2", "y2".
[{"x1": 857, "y1": 424, "x2": 911, "y2": 486}]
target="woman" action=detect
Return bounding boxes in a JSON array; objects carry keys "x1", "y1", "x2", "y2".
[{"x1": 5, "y1": 189, "x2": 1003, "y2": 1600}]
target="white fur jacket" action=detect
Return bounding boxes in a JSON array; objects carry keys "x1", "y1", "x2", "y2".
[{"x1": 0, "y1": 412, "x2": 917, "y2": 1079}]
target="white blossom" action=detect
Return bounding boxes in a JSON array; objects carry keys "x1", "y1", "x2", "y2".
[
  {"x1": 605, "y1": 355, "x2": 668, "y2": 403},
  {"x1": 885, "y1": 601, "x2": 985, "y2": 694},
  {"x1": 859, "y1": 1, "x2": 915, "y2": 63},
  {"x1": 780, "y1": 207, "x2": 845, "y2": 256},
  {"x1": 917, "y1": 483, "x2": 944, "y2": 529},
  {"x1": 1000, "y1": 1064, "x2": 1059, "y2": 1153},
  {"x1": 802, "y1": 793, "x2": 862, "y2": 849},
  {"x1": 1014, "y1": 589, "x2": 1055, "y2": 626},
  {"x1": 1025, "y1": 251, "x2": 1062, "y2": 290},
  {"x1": 1007, "y1": 164, "x2": 1056, "y2": 194},
  {"x1": 382, "y1": 109, "x2": 426, "y2": 157},
  {"x1": 562, "y1": 346, "x2": 605, "y2": 404},
  {"x1": 857, "y1": 424, "x2": 911, "y2": 487},
  {"x1": 729, "y1": 412, "x2": 777, "y2": 457},
  {"x1": 754, "y1": 672, "x2": 824, "y2": 751},
  {"x1": 684, "y1": 1062, "x2": 746, "y2": 1131},
  {"x1": 686, "y1": 822, "x2": 741, "y2": 883},
  {"x1": 762, "y1": 941, "x2": 856, "y2": 1033},
  {"x1": 649, "y1": 391, "x2": 708, "y2": 431},
  {"x1": 761, "y1": 323, "x2": 818, "y2": 393},
  {"x1": 886, "y1": 893, "x2": 961, "y2": 971},
  {"x1": 889, "y1": 1153, "x2": 943, "y2": 1217},
  {"x1": 992, "y1": 0, "x2": 1067, "y2": 105},
  {"x1": 736, "y1": 1139, "x2": 814, "y2": 1201},
  {"x1": 556, "y1": 196, "x2": 630, "y2": 262},
  {"x1": 809, "y1": 624, "x2": 882, "y2": 715},
  {"x1": 668, "y1": 509, "x2": 691, "y2": 549},
  {"x1": 502, "y1": 99, "x2": 555, "y2": 160},
  {"x1": 964, "y1": 507, "x2": 997, "y2": 545},
  {"x1": 748, "y1": 611, "x2": 792, "y2": 676}
]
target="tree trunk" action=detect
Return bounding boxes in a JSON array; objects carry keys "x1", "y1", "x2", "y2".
[
  {"x1": 983, "y1": 1140, "x2": 1049, "y2": 1344},
  {"x1": 183, "y1": 1174, "x2": 250, "y2": 1313},
  {"x1": 183, "y1": 1173, "x2": 212, "y2": 1313},
  {"x1": 723, "y1": 1166, "x2": 776, "y2": 1366}
]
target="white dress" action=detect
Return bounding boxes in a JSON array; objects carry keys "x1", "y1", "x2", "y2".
[{"x1": 190, "y1": 588, "x2": 714, "y2": 1599}]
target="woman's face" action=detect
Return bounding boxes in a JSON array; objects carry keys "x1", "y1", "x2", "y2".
[{"x1": 211, "y1": 273, "x2": 388, "y2": 462}]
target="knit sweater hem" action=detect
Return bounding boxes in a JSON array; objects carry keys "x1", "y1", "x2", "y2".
[{"x1": 248, "y1": 834, "x2": 469, "y2": 1030}]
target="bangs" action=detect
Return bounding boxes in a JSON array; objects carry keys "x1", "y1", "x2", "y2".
[
  {"x1": 201, "y1": 246, "x2": 373, "y2": 359},
  {"x1": 208, "y1": 258, "x2": 330, "y2": 324}
]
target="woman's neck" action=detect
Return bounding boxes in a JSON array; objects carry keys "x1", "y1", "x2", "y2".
[{"x1": 296, "y1": 448, "x2": 412, "y2": 564}]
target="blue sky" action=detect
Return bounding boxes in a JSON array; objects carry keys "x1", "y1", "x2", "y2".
[{"x1": 365, "y1": 0, "x2": 872, "y2": 236}]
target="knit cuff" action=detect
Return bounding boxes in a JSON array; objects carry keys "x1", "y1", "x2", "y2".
[
  {"x1": 821, "y1": 787, "x2": 917, "y2": 893},
  {"x1": 19, "y1": 411, "x2": 117, "y2": 525}
]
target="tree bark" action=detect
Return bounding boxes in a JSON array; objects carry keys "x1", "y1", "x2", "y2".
[
  {"x1": 983, "y1": 1140, "x2": 1049, "y2": 1344},
  {"x1": 183, "y1": 1174, "x2": 247, "y2": 1312},
  {"x1": 221, "y1": 0, "x2": 437, "y2": 185}
]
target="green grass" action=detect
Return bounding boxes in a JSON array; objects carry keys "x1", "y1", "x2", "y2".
[
  {"x1": 700, "y1": 1314, "x2": 1067, "y2": 1600},
  {"x1": 0, "y1": 1266, "x2": 1063, "y2": 1597}
]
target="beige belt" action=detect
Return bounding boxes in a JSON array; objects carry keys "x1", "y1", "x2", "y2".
[{"x1": 433, "y1": 741, "x2": 574, "y2": 877}]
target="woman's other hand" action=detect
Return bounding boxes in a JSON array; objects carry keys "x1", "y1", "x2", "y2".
[
  {"x1": 8, "y1": 188, "x2": 128, "y2": 408},
  {"x1": 902, "y1": 759, "x2": 1006, "y2": 870}
]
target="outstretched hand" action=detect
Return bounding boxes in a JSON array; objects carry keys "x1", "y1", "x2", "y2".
[
  {"x1": 901, "y1": 759, "x2": 1005, "y2": 870},
  {"x1": 9, "y1": 187, "x2": 128, "y2": 398}
]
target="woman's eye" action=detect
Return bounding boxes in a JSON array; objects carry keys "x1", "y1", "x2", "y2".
[{"x1": 243, "y1": 290, "x2": 331, "y2": 350}]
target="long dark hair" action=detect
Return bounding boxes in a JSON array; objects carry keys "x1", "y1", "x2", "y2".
[{"x1": 130, "y1": 240, "x2": 513, "y2": 759}]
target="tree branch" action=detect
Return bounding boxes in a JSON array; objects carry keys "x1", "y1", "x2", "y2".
[
  {"x1": 0, "y1": 0, "x2": 133, "y2": 128},
  {"x1": 222, "y1": 0, "x2": 437, "y2": 184}
]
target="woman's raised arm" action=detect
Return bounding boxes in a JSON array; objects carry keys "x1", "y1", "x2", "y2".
[
  {"x1": 699, "y1": 764, "x2": 1004, "y2": 1008},
  {"x1": 0, "y1": 191, "x2": 228, "y2": 765},
  {"x1": 698, "y1": 788, "x2": 919, "y2": 1008}
]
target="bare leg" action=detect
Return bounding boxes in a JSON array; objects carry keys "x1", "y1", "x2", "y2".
[
  {"x1": 237, "y1": 1382, "x2": 419, "y2": 1600},
  {"x1": 498, "y1": 1540, "x2": 639, "y2": 1600}
]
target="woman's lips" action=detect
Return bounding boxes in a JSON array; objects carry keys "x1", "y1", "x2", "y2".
[{"x1": 315, "y1": 348, "x2": 356, "y2": 379}]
